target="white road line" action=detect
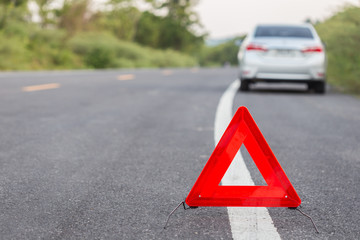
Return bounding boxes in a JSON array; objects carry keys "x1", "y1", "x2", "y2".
[{"x1": 214, "y1": 80, "x2": 281, "y2": 240}]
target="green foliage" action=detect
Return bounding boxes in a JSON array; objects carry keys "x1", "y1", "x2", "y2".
[
  {"x1": 69, "y1": 32, "x2": 197, "y2": 69},
  {"x1": 0, "y1": 0, "x2": 201, "y2": 70},
  {"x1": 199, "y1": 37, "x2": 244, "y2": 66},
  {"x1": 0, "y1": 28, "x2": 198, "y2": 70},
  {"x1": 135, "y1": 11, "x2": 204, "y2": 53},
  {"x1": 90, "y1": 6, "x2": 141, "y2": 41},
  {"x1": 148, "y1": 0, "x2": 200, "y2": 29},
  {"x1": 0, "y1": 26, "x2": 82, "y2": 70},
  {"x1": 150, "y1": 49, "x2": 198, "y2": 68},
  {"x1": 135, "y1": 1, "x2": 204, "y2": 53},
  {"x1": 134, "y1": 11, "x2": 161, "y2": 48},
  {"x1": 56, "y1": 0, "x2": 89, "y2": 36},
  {"x1": 27, "y1": 29, "x2": 81, "y2": 69},
  {"x1": 158, "y1": 15, "x2": 203, "y2": 52},
  {"x1": 85, "y1": 47, "x2": 113, "y2": 68},
  {"x1": 28, "y1": 29, "x2": 67, "y2": 49},
  {"x1": 0, "y1": 0, "x2": 28, "y2": 7},
  {"x1": 2, "y1": 18, "x2": 35, "y2": 39},
  {"x1": 69, "y1": 32, "x2": 118, "y2": 68},
  {"x1": 0, "y1": 0, "x2": 29, "y2": 29},
  {"x1": 35, "y1": 0, "x2": 56, "y2": 28},
  {"x1": 316, "y1": 5, "x2": 360, "y2": 93},
  {"x1": 0, "y1": 34, "x2": 30, "y2": 70}
]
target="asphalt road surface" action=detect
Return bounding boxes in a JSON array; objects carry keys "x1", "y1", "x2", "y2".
[{"x1": 0, "y1": 68, "x2": 359, "y2": 239}]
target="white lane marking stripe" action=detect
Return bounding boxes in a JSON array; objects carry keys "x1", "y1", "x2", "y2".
[{"x1": 214, "y1": 80, "x2": 281, "y2": 240}]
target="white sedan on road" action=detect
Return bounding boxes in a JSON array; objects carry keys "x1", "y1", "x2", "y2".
[{"x1": 238, "y1": 24, "x2": 327, "y2": 93}]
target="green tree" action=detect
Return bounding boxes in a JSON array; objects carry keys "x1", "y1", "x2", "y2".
[
  {"x1": 199, "y1": 36, "x2": 245, "y2": 66},
  {"x1": 315, "y1": 5, "x2": 360, "y2": 93},
  {"x1": 135, "y1": 0, "x2": 204, "y2": 53},
  {"x1": 88, "y1": 5, "x2": 141, "y2": 41},
  {"x1": 35, "y1": 0, "x2": 55, "y2": 28},
  {"x1": 147, "y1": 0, "x2": 201, "y2": 28},
  {"x1": 55, "y1": 0, "x2": 89, "y2": 36},
  {"x1": 0, "y1": 0, "x2": 28, "y2": 29},
  {"x1": 134, "y1": 11, "x2": 162, "y2": 48},
  {"x1": 158, "y1": 15, "x2": 203, "y2": 52}
]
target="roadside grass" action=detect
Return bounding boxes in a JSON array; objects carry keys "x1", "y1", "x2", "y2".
[
  {"x1": 199, "y1": 37, "x2": 243, "y2": 67},
  {"x1": 0, "y1": 27, "x2": 198, "y2": 70},
  {"x1": 315, "y1": 5, "x2": 360, "y2": 94},
  {"x1": 69, "y1": 32, "x2": 198, "y2": 69}
]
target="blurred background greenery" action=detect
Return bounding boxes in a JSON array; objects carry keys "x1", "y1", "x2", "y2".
[
  {"x1": 315, "y1": 5, "x2": 360, "y2": 94},
  {"x1": 0, "y1": 0, "x2": 359, "y2": 93},
  {"x1": 0, "y1": 0, "x2": 205, "y2": 69}
]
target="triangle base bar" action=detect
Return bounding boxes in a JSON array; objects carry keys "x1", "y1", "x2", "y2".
[{"x1": 186, "y1": 197, "x2": 299, "y2": 207}]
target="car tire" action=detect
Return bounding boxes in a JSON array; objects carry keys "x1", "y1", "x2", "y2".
[
  {"x1": 239, "y1": 79, "x2": 250, "y2": 91},
  {"x1": 314, "y1": 81, "x2": 326, "y2": 94}
]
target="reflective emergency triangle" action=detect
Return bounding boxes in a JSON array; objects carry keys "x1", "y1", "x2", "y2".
[{"x1": 186, "y1": 106, "x2": 301, "y2": 207}]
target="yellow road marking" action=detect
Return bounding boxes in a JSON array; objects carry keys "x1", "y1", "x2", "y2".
[
  {"x1": 162, "y1": 70, "x2": 173, "y2": 76},
  {"x1": 191, "y1": 68, "x2": 199, "y2": 73},
  {"x1": 22, "y1": 83, "x2": 60, "y2": 92},
  {"x1": 117, "y1": 74, "x2": 135, "y2": 81}
]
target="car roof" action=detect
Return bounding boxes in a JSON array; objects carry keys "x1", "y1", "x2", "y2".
[{"x1": 255, "y1": 23, "x2": 313, "y2": 28}]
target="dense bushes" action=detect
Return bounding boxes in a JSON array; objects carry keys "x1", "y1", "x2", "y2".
[
  {"x1": 0, "y1": 0, "x2": 200, "y2": 70},
  {"x1": 199, "y1": 37, "x2": 244, "y2": 66},
  {"x1": 135, "y1": 11, "x2": 204, "y2": 54},
  {"x1": 315, "y1": 6, "x2": 360, "y2": 93},
  {"x1": 69, "y1": 32, "x2": 197, "y2": 68},
  {"x1": 0, "y1": 29, "x2": 198, "y2": 70}
]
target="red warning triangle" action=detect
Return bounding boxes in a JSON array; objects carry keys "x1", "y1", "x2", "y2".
[{"x1": 185, "y1": 107, "x2": 301, "y2": 207}]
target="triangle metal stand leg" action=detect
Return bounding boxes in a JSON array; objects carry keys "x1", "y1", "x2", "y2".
[
  {"x1": 164, "y1": 200, "x2": 198, "y2": 229},
  {"x1": 289, "y1": 206, "x2": 320, "y2": 234}
]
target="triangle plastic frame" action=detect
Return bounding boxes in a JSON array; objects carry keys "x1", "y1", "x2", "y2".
[{"x1": 185, "y1": 106, "x2": 301, "y2": 207}]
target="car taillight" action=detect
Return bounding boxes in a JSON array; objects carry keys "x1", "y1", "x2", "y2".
[
  {"x1": 301, "y1": 46, "x2": 323, "y2": 53},
  {"x1": 246, "y1": 43, "x2": 267, "y2": 52}
]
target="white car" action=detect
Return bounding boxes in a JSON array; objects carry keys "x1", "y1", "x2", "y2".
[{"x1": 238, "y1": 24, "x2": 327, "y2": 93}]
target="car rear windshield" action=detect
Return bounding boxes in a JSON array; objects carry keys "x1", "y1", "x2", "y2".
[{"x1": 255, "y1": 26, "x2": 314, "y2": 39}]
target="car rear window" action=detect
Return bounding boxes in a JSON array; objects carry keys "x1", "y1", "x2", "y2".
[{"x1": 255, "y1": 26, "x2": 314, "y2": 39}]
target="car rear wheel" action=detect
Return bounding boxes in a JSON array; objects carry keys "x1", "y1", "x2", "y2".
[
  {"x1": 309, "y1": 81, "x2": 325, "y2": 94},
  {"x1": 314, "y1": 81, "x2": 326, "y2": 94},
  {"x1": 239, "y1": 79, "x2": 250, "y2": 91}
]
